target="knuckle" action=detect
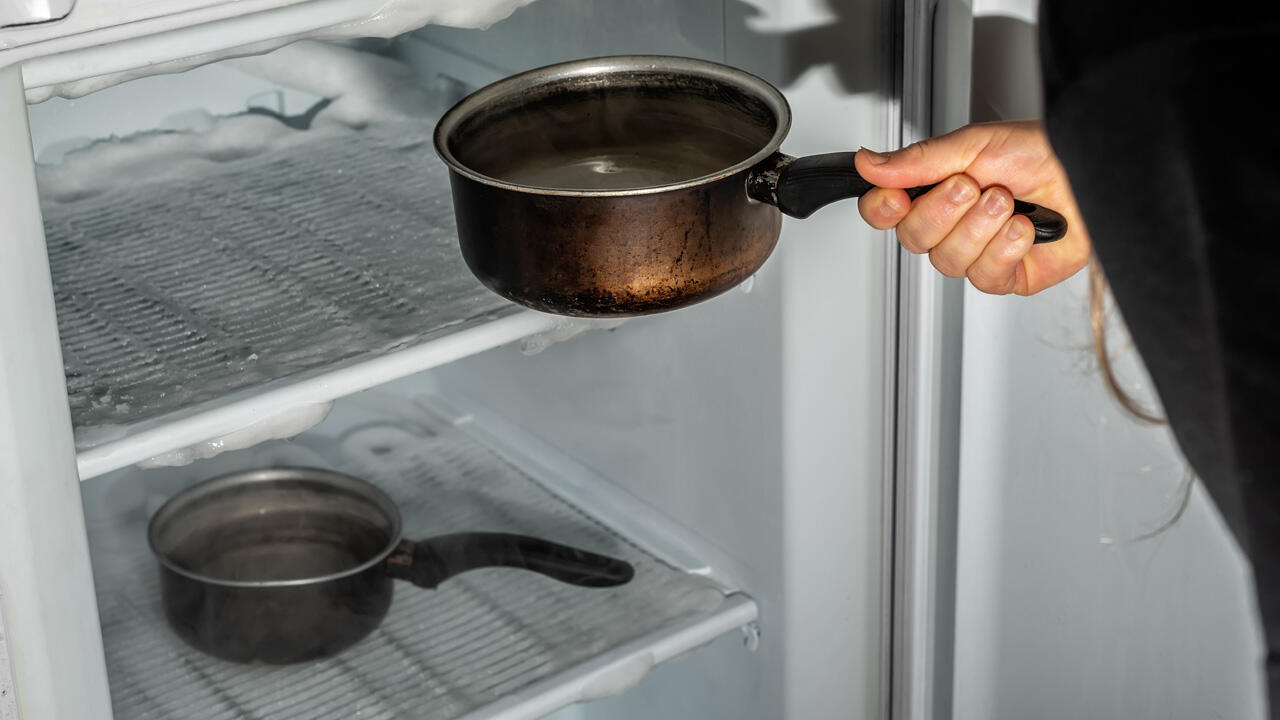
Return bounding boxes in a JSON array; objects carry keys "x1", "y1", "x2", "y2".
[
  {"x1": 897, "y1": 229, "x2": 929, "y2": 254},
  {"x1": 929, "y1": 249, "x2": 967, "y2": 278},
  {"x1": 922, "y1": 176, "x2": 979, "y2": 229},
  {"x1": 904, "y1": 139, "x2": 931, "y2": 163},
  {"x1": 906, "y1": 185, "x2": 965, "y2": 238},
  {"x1": 857, "y1": 196, "x2": 889, "y2": 229},
  {"x1": 980, "y1": 187, "x2": 1013, "y2": 221},
  {"x1": 945, "y1": 175, "x2": 980, "y2": 206},
  {"x1": 896, "y1": 213, "x2": 944, "y2": 254},
  {"x1": 967, "y1": 265, "x2": 1015, "y2": 295},
  {"x1": 860, "y1": 190, "x2": 910, "y2": 231},
  {"x1": 995, "y1": 215, "x2": 1035, "y2": 257}
]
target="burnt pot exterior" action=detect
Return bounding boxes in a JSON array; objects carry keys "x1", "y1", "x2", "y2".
[
  {"x1": 159, "y1": 561, "x2": 393, "y2": 664},
  {"x1": 448, "y1": 168, "x2": 782, "y2": 317}
]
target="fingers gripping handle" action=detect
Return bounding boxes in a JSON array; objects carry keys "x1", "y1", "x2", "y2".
[
  {"x1": 1013, "y1": 200, "x2": 1067, "y2": 244},
  {"x1": 902, "y1": 187, "x2": 1067, "y2": 244},
  {"x1": 746, "y1": 151, "x2": 1068, "y2": 243}
]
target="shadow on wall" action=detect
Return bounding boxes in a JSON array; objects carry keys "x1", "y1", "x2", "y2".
[
  {"x1": 722, "y1": 0, "x2": 888, "y2": 94},
  {"x1": 970, "y1": 14, "x2": 1043, "y2": 121},
  {"x1": 409, "y1": 0, "x2": 891, "y2": 98}
]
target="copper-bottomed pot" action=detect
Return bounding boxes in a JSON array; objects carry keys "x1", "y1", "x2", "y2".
[{"x1": 433, "y1": 55, "x2": 1066, "y2": 317}]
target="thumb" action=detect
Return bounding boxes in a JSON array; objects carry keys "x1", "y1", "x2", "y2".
[{"x1": 854, "y1": 129, "x2": 985, "y2": 190}]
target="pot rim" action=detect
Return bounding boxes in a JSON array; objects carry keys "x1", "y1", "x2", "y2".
[
  {"x1": 146, "y1": 466, "x2": 403, "y2": 589},
  {"x1": 432, "y1": 54, "x2": 792, "y2": 197}
]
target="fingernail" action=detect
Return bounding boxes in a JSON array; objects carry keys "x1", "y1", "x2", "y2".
[
  {"x1": 984, "y1": 189, "x2": 1009, "y2": 216},
  {"x1": 1005, "y1": 217, "x2": 1027, "y2": 241},
  {"x1": 861, "y1": 147, "x2": 891, "y2": 165},
  {"x1": 882, "y1": 194, "x2": 902, "y2": 215},
  {"x1": 949, "y1": 178, "x2": 976, "y2": 204}
]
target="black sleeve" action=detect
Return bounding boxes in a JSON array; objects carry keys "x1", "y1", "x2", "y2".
[{"x1": 1039, "y1": 2, "x2": 1280, "y2": 714}]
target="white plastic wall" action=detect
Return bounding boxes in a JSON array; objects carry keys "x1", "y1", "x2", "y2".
[
  {"x1": 0, "y1": 65, "x2": 113, "y2": 720},
  {"x1": 414, "y1": 1, "x2": 897, "y2": 718},
  {"x1": 950, "y1": 2, "x2": 1267, "y2": 718}
]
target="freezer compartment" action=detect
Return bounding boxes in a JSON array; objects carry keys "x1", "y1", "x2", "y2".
[
  {"x1": 25, "y1": 6, "x2": 734, "y2": 481},
  {"x1": 47, "y1": 113, "x2": 506, "y2": 433},
  {"x1": 25, "y1": 41, "x2": 627, "y2": 480},
  {"x1": 81, "y1": 384, "x2": 758, "y2": 720}
]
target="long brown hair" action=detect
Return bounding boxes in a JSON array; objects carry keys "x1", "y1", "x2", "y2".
[
  {"x1": 1089, "y1": 260, "x2": 1164, "y2": 424},
  {"x1": 1088, "y1": 258, "x2": 1193, "y2": 541}
]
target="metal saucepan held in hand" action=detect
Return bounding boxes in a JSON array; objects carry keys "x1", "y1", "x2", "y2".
[
  {"x1": 433, "y1": 55, "x2": 1067, "y2": 317},
  {"x1": 147, "y1": 467, "x2": 635, "y2": 664}
]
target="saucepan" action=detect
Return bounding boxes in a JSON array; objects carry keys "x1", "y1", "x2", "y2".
[
  {"x1": 148, "y1": 467, "x2": 634, "y2": 664},
  {"x1": 432, "y1": 55, "x2": 1067, "y2": 317}
]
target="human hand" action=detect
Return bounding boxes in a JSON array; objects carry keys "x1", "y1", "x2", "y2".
[{"x1": 855, "y1": 120, "x2": 1090, "y2": 295}]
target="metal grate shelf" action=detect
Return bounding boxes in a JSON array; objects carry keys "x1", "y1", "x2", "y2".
[
  {"x1": 83, "y1": 391, "x2": 756, "y2": 720},
  {"x1": 38, "y1": 117, "x2": 583, "y2": 478}
]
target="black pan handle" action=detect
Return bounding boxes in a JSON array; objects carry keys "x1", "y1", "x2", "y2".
[
  {"x1": 746, "y1": 151, "x2": 1067, "y2": 243},
  {"x1": 385, "y1": 532, "x2": 635, "y2": 589}
]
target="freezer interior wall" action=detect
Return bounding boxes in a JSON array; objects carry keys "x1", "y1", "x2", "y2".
[
  {"x1": 407, "y1": 1, "x2": 895, "y2": 718},
  {"x1": 22, "y1": 0, "x2": 896, "y2": 718}
]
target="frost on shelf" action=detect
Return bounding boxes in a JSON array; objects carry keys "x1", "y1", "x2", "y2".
[
  {"x1": 25, "y1": 0, "x2": 539, "y2": 102},
  {"x1": 139, "y1": 402, "x2": 333, "y2": 468},
  {"x1": 227, "y1": 41, "x2": 439, "y2": 129},
  {"x1": 86, "y1": 394, "x2": 731, "y2": 719},
  {"x1": 520, "y1": 318, "x2": 628, "y2": 356},
  {"x1": 40, "y1": 44, "x2": 518, "y2": 444}
]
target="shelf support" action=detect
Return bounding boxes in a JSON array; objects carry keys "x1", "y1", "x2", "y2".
[{"x1": 0, "y1": 63, "x2": 113, "y2": 720}]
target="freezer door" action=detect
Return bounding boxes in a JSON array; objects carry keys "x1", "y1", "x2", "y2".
[
  {"x1": 950, "y1": 2, "x2": 1267, "y2": 719},
  {"x1": 888, "y1": 0, "x2": 971, "y2": 718},
  {"x1": 0, "y1": 64, "x2": 113, "y2": 720},
  {"x1": 894, "y1": 1, "x2": 1269, "y2": 719}
]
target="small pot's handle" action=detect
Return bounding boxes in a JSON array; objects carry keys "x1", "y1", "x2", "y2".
[
  {"x1": 746, "y1": 151, "x2": 1067, "y2": 243},
  {"x1": 385, "y1": 532, "x2": 635, "y2": 589}
]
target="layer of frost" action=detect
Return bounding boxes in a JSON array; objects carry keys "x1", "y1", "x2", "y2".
[
  {"x1": 24, "y1": 0, "x2": 536, "y2": 102},
  {"x1": 227, "y1": 40, "x2": 436, "y2": 127},
  {"x1": 87, "y1": 391, "x2": 736, "y2": 720},
  {"x1": 37, "y1": 40, "x2": 436, "y2": 199},
  {"x1": 139, "y1": 402, "x2": 333, "y2": 468},
  {"x1": 520, "y1": 318, "x2": 628, "y2": 356},
  {"x1": 42, "y1": 43, "x2": 515, "y2": 445}
]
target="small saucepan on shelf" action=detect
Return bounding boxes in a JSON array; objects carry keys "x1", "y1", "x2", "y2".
[{"x1": 147, "y1": 466, "x2": 634, "y2": 664}]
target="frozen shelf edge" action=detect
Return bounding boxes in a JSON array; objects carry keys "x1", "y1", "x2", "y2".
[
  {"x1": 48, "y1": 113, "x2": 600, "y2": 482},
  {"x1": 11, "y1": 0, "x2": 537, "y2": 101},
  {"x1": 460, "y1": 593, "x2": 758, "y2": 720},
  {"x1": 76, "y1": 310, "x2": 560, "y2": 481}
]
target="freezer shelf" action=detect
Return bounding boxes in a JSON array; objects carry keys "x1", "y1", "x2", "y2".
[
  {"x1": 82, "y1": 390, "x2": 758, "y2": 720},
  {"x1": 38, "y1": 112, "x2": 589, "y2": 480},
  {"x1": 8, "y1": 0, "x2": 533, "y2": 103}
]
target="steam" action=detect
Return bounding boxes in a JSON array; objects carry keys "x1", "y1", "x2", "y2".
[{"x1": 448, "y1": 76, "x2": 772, "y2": 191}]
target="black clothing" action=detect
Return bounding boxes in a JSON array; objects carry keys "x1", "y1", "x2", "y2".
[{"x1": 1039, "y1": 3, "x2": 1280, "y2": 715}]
